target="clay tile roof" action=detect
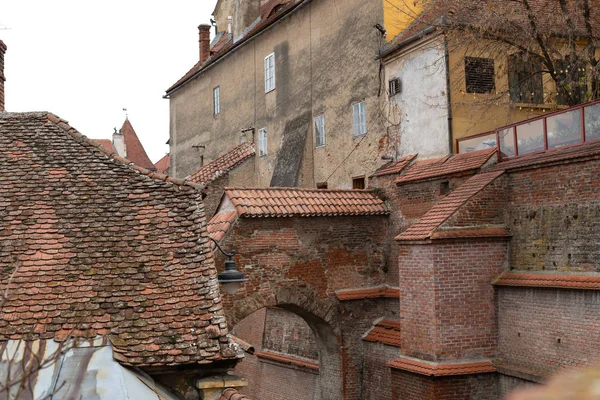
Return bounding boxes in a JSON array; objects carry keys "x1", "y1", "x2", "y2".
[
  {"x1": 93, "y1": 139, "x2": 116, "y2": 154},
  {"x1": 396, "y1": 170, "x2": 505, "y2": 241},
  {"x1": 395, "y1": 148, "x2": 497, "y2": 185},
  {"x1": 493, "y1": 271, "x2": 600, "y2": 290},
  {"x1": 207, "y1": 211, "x2": 238, "y2": 246},
  {"x1": 363, "y1": 320, "x2": 401, "y2": 347},
  {"x1": 188, "y1": 143, "x2": 255, "y2": 185},
  {"x1": 154, "y1": 153, "x2": 170, "y2": 174},
  {"x1": 488, "y1": 140, "x2": 600, "y2": 172},
  {"x1": 388, "y1": 356, "x2": 496, "y2": 376},
  {"x1": 335, "y1": 285, "x2": 399, "y2": 301},
  {"x1": 0, "y1": 112, "x2": 236, "y2": 367},
  {"x1": 220, "y1": 388, "x2": 251, "y2": 400},
  {"x1": 370, "y1": 154, "x2": 417, "y2": 177},
  {"x1": 224, "y1": 187, "x2": 389, "y2": 218},
  {"x1": 120, "y1": 119, "x2": 156, "y2": 171},
  {"x1": 256, "y1": 350, "x2": 320, "y2": 371}
]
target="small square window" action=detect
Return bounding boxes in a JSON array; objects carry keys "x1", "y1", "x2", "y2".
[
  {"x1": 264, "y1": 53, "x2": 276, "y2": 93},
  {"x1": 389, "y1": 78, "x2": 401, "y2": 97},
  {"x1": 352, "y1": 101, "x2": 367, "y2": 137},
  {"x1": 213, "y1": 86, "x2": 220, "y2": 115},
  {"x1": 314, "y1": 114, "x2": 325, "y2": 147},
  {"x1": 465, "y1": 57, "x2": 495, "y2": 94},
  {"x1": 258, "y1": 127, "x2": 268, "y2": 157},
  {"x1": 352, "y1": 176, "x2": 365, "y2": 189},
  {"x1": 317, "y1": 181, "x2": 328, "y2": 189}
]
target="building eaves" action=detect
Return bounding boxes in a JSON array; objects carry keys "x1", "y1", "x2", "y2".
[
  {"x1": 363, "y1": 320, "x2": 401, "y2": 347},
  {"x1": 370, "y1": 154, "x2": 417, "y2": 177},
  {"x1": 494, "y1": 271, "x2": 600, "y2": 290}
]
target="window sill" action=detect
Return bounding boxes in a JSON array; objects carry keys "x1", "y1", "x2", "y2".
[
  {"x1": 315, "y1": 144, "x2": 326, "y2": 149},
  {"x1": 353, "y1": 133, "x2": 367, "y2": 139},
  {"x1": 265, "y1": 88, "x2": 276, "y2": 94}
]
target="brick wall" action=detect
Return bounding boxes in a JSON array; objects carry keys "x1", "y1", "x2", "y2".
[
  {"x1": 361, "y1": 342, "x2": 401, "y2": 400},
  {"x1": 263, "y1": 307, "x2": 318, "y2": 359},
  {"x1": 506, "y1": 158, "x2": 600, "y2": 272},
  {"x1": 498, "y1": 374, "x2": 537, "y2": 398},
  {"x1": 202, "y1": 173, "x2": 228, "y2": 220},
  {"x1": 391, "y1": 369, "x2": 498, "y2": 400}
]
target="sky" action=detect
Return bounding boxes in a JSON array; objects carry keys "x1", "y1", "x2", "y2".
[{"x1": 1, "y1": 0, "x2": 217, "y2": 163}]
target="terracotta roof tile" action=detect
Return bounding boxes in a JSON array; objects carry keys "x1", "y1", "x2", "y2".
[
  {"x1": 493, "y1": 271, "x2": 600, "y2": 290},
  {"x1": 207, "y1": 211, "x2": 238, "y2": 247},
  {"x1": 388, "y1": 356, "x2": 496, "y2": 376},
  {"x1": 93, "y1": 139, "x2": 116, "y2": 154},
  {"x1": 488, "y1": 140, "x2": 600, "y2": 172},
  {"x1": 220, "y1": 388, "x2": 251, "y2": 400},
  {"x1": 370, "y1": 154, "x2": 416, "y2": 177},
  {"x1": 120, "y1": 119, "x2": 156, "y2": 171},
  {"x1": 154, "y1": 153, "x2": 170, "y2": 174},
  {"x1": 396, "y1": 170, "x2": 505, "y2": 241},
  {"x1": 256, "y1": 350, "x2": 319, "y2": 371},
  {"x1": 363, "y1": 320, "x2": 401, "y2": 347},
  {"x1": 224, "y1": 187, "x2": 389, "y2": 218},
  {"x1": 335, "y1": 285, "x2": 399, "y2": 301},
  {"x1": 188, "y1": 143, "x2": 255, "y2": 185},
  {"x1": 0, "y1": 112, "x2": 236, "y2": 367},
  {"x1": 395, "y1": 148, "x2": 497, "y2": 185}
]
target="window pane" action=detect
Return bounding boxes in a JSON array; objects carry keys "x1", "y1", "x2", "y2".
[
  {"x1": 314, "y1": 115, "x2": 325, "y2": 147},
  {"x1": 457, "y1": 133, "x2": 497, "y2": 153},
  {"x1": 547, "y1": 109, "x2": 581, "y2": 149},
  {"x1": 516, "y1": 119, "x2": 544, "y2": 154},
  {"x1": 498, "y1": 128, "x2": 516, "y2": 157},
  {"x1": 585, "y1": 103, "x2": 600, "y2": 141}
]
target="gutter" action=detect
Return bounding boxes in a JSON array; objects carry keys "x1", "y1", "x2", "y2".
[
  {"x1": 378, "y1": 26, "x2": 437, "y2": 60},
  {"x1": 165, "y1": 0, "x2": 311, "y2": 97}
]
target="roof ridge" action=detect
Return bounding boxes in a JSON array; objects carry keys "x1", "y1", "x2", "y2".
[
  {"x1": 44, "y1": 113, "x2": 203, "y2": 191},
  {"x1": 224, "y1": 186, "x2": 372, "y2": 193}
]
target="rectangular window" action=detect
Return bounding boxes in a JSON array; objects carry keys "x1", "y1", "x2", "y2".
[
  {"x1": 352, "y1": 101, "x2": 367, "y2": 136},
  {"x1": 352, "y1": 176, "x2": 366, "y2": 189},
  {"x1": 508, "y1": 53, "x2": 543, "y2": 104},
  {"x1": 389, "y1": 78, "x2": 401, "y2": 97},
  {"x1": 213, "y1": 86, "x2": 220, "y2": 115},
  {"x1": 465, "y1": 57, "x2": 495, "y2": 94},
  {"x1": 258, "y1": 127, "x2": 268, "y2": 156},
  {"x1": 314, "y1": 114, "x2": 325, "y2": 147},
  {"x1": 264, "y1": 53, "x2": 276, "y2": 93}
]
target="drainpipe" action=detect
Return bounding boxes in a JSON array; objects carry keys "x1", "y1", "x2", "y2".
[{"x1": 444, "y1": 38, "x2": 454, "y2": 155}]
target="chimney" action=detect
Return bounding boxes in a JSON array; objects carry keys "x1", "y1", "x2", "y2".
[
  {"x1": 113, "y1": 128, "x2": 125, "y2": 158},
  {"x1": 0, "y1": 41, "x2": 7, "y2": 112},
  {"x1": 198, "y1": 24, "x2": 211, "y2": 64}
]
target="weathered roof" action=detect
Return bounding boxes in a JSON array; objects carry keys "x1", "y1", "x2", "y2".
[
  {"x1": 395, "y1": 148, "x2": 497, "y2": 185},
  {"x1": 120, "y1": 119, "x2": 156, "y2": 171},
  {"x1": 220, "y1": 388, "x2": 251, "y2": 400},
  {"x1": 371, "y1": 154, "x2": 416, "y2": 177},
  {"x1": 388, "y1": 356, "x2": 496, "y2": 376},
  {"x1": 154, "y1": 153, "x2": 170, "y2": 174},
  {"x1": 363, "y1": 320, "x2": 401, "y2": 347},
  {"x1": 94, "y1": 139, "x2": 116, "y2": 154},
  {"x1": 494, "y1": 271, "x2": 600, "y2": 290},
  {"x1": 223, "y1": 187, "x2": 390, "y2": 218},
  {"x1": 207, "y1": 211, "x2": 238, "y2": 245},
  {"x1": 396, "y1": 170, "x2": 505, "y2": 241},
  {"x1": 0, "y1": 112, "x2": 235, "y2": 367},
  {"x1": 335, "y1": 285, "x2": 399, "y2": 301},
  {"x1": 167, "y1": 0, "x2": 306, "y2": 94},
  {"x1": 188, "y1": 143, "x2": 255, "y2": 186}
]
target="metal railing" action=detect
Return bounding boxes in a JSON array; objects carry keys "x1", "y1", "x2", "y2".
[{"x1": 456, "y1": 98, "x2": 600, "y2": 160}]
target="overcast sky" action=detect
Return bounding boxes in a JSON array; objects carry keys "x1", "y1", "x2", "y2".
[{"x1": 1, "y1": 1, "x2": 217, "y2": 163}]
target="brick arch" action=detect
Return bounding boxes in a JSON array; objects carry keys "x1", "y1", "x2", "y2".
[{"x1": 226, "y1": 284, "x2": 343, "y2": 400}]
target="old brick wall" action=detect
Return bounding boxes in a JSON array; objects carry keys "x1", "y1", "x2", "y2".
[
  {"x1": 253, "y1": 360, "x2": 319, "y2": 400},
  {"x1": 202, "y1": 174, "x2": 229, "y2": 220},
  {"x1": 497, "y1": 375, "x2": 537, "y2": 398},
  {"x1": 263, "y1": 307, "x2": 319, "y2": 359},
  {"x1": 391, "y1": 370, "x2": 498, "y2": 400},
  {"x1": 361, "y1": 342, "x2": 401, "y2": 400}
]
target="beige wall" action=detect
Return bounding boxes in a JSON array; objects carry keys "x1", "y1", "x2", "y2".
[{"x1": 169, "y1": 0, "x2": 391, "y2": 189}]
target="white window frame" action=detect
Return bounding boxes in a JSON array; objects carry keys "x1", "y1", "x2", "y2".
[
  {"x1": 352, "y1": 101, "x2": 367, "y2": 137},
  {"x1": 213, "y1": 86, "x2": 220, "y2": 116},
  {"x1": 264, "y1": 53, "x2": 276, "y2": 93},
  {"x1": 258, "y1": 127, "x2": 268, "y2": 156},
  {"x1": 314, "y1": 114, "x2": 325, "y2": 147}
]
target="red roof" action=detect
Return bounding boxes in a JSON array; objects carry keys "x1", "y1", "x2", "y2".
[
  {"x1": 0, "y1": 112, "x2": 235, "y2": 367},
  {"x1": 154, "y1": 153, "x2": 170, "y2": 174},
  {"x1": 335, "y1": 285, "x2": 399, "y2": 301},
  {"x1": 220, "y1": 388, "x2": 251, "y2": 400},
  {"x1": 371, "y1": 154, "x2": 416, "y2": 177},
  {"x1": 494, "y1": 271, "x2": 600, "y2": 290},
  {"x1": 363, "y1": 320, "x2": 401, "y2": 347},
  {"x1": 207, "y1": 211, "x2": 238, "y2": 245},
  {"x1": 388, "y1": 356, "x2": 496, "y2": 376},
  {"x1": 224, "y1": 187, "x2": 389, "y2": 218},
  {"x1": 120, "y1": 119, "x2": 156, "y2": 171},
  {"x1": 396, "y1": 170, "x2": 505, "y2": 241},
  {"x1": 188, "y1": 143, "x2": 255, "y2": 185},
  {"x1": 256, "y1": 350, "x2": 319, "y2": 371},
  {"x1": 93, "y1": 139, "x2": 116, "y2": 154},
  {"x1": 395, "y1": 148, "x2": 497, "y2": 185}
]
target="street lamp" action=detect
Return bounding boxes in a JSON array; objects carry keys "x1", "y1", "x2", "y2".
[{"x1": 210, "y1": 238, "x2": 247, "y2": 295}]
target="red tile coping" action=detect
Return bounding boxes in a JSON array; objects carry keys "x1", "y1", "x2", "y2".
[
  {"x1": 371, "y1": 154, "x2": 417, "y2": 177},
  {"x1": 230, "y1": 335, "x2": 256, "y2": 355},
  {"x1": 363, "y1": 320, "x2": 401, "y2": 347},
  {"x1": 335, "y1": 285, "x2": 399, "y2": 301},
  {"x1": 494, "y1": 271, "x2": 600, "y2": 290},
  {"x1": 220, "y1": 388, "x2": 251, "y2": 400},
  {"x1": 395, "y1": 148, "x2": 496, "y2": 185},
  {"x1": 388, "y1": 356, "x2": 496, "y2": 376},
  {"x1": 120, "y1": 119, "x2": 156, "y2": 171},
  {"x1": 207, "y1": 211, "x2": 238, "y2": 246},
  {"x1": 488, "y1": 139, "x2": 600, "y2": 172},
  {"x1": 188, "y1": 143, "x2": 255, "y2": 186},
  {"x1": 154, "y1": 153, "x2": 170, "y2": 174},
  {"x1": 256, "y1": 350, "x2": 319, "y2": 371},
  {"x1": 396, "y1": 171, "x2": 505, "y2": 241},
  {"x1": 225, "y1": 187, "x2": 389, "y2": 218},
  {"x1": 93, "y1": 139, "x2": 116, "y2": 154},
  {"x1": 430, "y1": 227, "x2": 511, "y2": 240}
]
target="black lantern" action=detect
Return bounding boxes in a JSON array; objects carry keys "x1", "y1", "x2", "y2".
[{"x1": 210, "y1": 238, "x2": 247, "y2": 295}]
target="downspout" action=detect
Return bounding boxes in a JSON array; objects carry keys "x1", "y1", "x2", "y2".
[{"x1": 444, "y1": 37, "x2": 454, "y2": 155}]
